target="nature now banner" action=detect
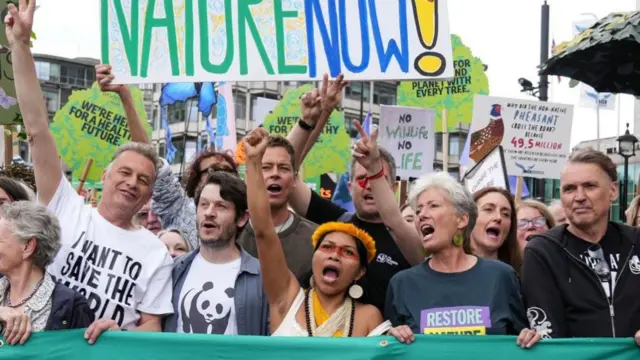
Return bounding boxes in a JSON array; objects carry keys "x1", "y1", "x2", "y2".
[{"x1": 1, "y1": 330, "x2": 639, "y2": 359}]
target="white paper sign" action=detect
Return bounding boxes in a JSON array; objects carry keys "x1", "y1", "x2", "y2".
[
  {"x1": 463, "y1": 146, "x2": 509, "y2": 194},
  {"x1": 379, "y1": 105, "x2": 435, "y2": 179},
  {"x1": 468, "y1": 95, "x2": 574, "y2": 180},
  {"x1": 102, "y1": 0, "x2": 454, "y2": 84}
]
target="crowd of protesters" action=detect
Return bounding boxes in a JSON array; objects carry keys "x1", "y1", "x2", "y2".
[{"x1": 0, "y1": 0, "x2": 638, "y2": 350}]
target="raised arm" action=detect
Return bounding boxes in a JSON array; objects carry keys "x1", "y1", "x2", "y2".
[
  {"x1": 6, "y1": 1, "x2": 61, "y2": 205},
  {"x1": 352, "y1": 121, "x2": 423, "y2": 265},
  {"x1": 287, "y1": 74, "x2": 347, "y2": 216},
  {"x1": 95, "y1": 64, "x2": 150, "y2": 143},
  {"x1": 243, "y1": 128, "x2": 299, "y2": 325}
]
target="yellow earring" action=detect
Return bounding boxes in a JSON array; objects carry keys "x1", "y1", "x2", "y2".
[{"x1": 453, "y1": 232, "x2": 464, "y2": 247}]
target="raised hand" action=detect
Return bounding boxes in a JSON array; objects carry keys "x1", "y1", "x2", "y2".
[
  {"x1": 320, "y1": 73, "x2": 348, "y2": 114},
  {"x1": 4, "y1": 0, "x2": 36, "y2": 48},
  {"x1": 352, "y1": 119, "x2": 381, "y2": 173},
  {"x1": 300, "y1": 88, "x2": 322, "y2": 126},
  {"x1": 95, "y1": 64, "x2": 128, "y2": 95},
  {"x1": 243, "y1": 128, "x2": 270, "y2": 162},
  {"x1": 0, "y1": 306, "x2": 32, "y2": 345}
]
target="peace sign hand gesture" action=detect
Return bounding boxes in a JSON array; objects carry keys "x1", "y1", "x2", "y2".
[
  {"x1": 352, "y1": 120, "x2": 381, "y2": 174},
  {"x1": 320, "y1": 73, "x2": 348, "y2": 114},
  {"x1": 4, "y1": 0, "x2": 36, "y2": 48}
]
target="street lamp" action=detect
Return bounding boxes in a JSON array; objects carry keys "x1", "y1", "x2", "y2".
[{"x1": 617, "y1": 123, "x2": 638, "y2": 220}]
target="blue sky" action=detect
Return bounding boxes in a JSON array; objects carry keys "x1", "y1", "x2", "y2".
[{"x1": 31, "y1": 0, "x2": 638, "y2": 146}]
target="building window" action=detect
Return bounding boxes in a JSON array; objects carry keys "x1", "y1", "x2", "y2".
[
  {"x1": 171, "y1": 136, "x2": 198, "y2": 165},
  {"x1": 345, "y1": 82, "x2": 371, "y2": 102},
  {"x1": 158, "y1": 142, "x2": 166, "y2": 158},
  {"x1": 43, "y1": 90, "x2": 59, "y2": 113},
  {"x1": 61, "y1": 88, "x2": 72, "y2": 105},
  {"x1": 435, "y1": 133, "x2": 443, "y2": 150},
  {"x1": 373, "y1": 83, "x2": 397, "y2": 105},
  {"x1": 449, "y1": 136, "x2": 461, "y2": 157},
  {"x1": 234, "y1": 91, "x2": 247, "y2": 119},
  {"x1": 166, "y1": 103, "x2": 186, "y2": 125}
]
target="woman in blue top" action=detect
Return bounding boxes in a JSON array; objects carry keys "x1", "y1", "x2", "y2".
[{"x1": 384, "y1": 172, "x2": 540, "y2": 349}]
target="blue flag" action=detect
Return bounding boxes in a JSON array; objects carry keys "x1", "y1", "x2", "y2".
[{"x1": 161, "y1": 107, "x2": 177, "y2": 163}]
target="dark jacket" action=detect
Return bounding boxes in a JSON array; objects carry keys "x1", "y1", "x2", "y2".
[
  {"x1": 45, "y1": 282, "x2": 95, "y2": 330},
  {"x1": 522, "y1": 223, "x2": 640, "y2": 338},
  {"x1": 163, "y1": 247, "x2": 269, "y2": 335}
]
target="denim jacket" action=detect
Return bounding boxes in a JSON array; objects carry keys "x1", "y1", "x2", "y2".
[{"x1": 163, "y1": 247, "x2": 269, "y2": 335}]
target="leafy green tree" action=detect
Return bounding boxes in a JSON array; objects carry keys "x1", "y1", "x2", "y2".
[{"x1": 397, "y1": 35, "x2": 489, "y2": 132}]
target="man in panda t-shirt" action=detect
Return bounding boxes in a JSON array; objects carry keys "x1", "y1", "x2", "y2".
[
  {"x1": 163, "y1": 172, "x2": 269, "y2": 336},
  {"x1": 8, "y1": 3, "x2": 172, "y2": 345}
]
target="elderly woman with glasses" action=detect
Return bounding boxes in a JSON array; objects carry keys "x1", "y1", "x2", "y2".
[
  {"x1": 0, "y1": 202, "x2": 93, "y2": 345},
  {"x1": 385, "y1": 173, "x2": 540, "y2": 349},
  {"x1": 516, "y1": 200, "x2": 556, "y2": 256}
]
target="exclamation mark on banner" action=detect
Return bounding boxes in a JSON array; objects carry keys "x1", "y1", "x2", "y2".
[{"x1": 411, "y1": 0, "x2": 446, "y2": 76}]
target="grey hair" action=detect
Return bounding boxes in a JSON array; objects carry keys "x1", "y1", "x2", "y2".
[
  {"x1": 0, "y1": 201, "x2": 61, "y2": 270},
  {"x1": 350, "y1": 146, "x2": 397, "y2": 182},
  {"x1": 158, "y1": 227, "x2": 190, "y2": 251},
  {"x1": 106, "y1": 142, "x2": 162, "y2": 180},
  {"x1": 408, "y1": 172, "x2": 478, "y2": 245}
]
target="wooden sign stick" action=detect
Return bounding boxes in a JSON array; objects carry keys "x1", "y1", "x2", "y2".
[
  {"x1": 514, "y1": 176, "x2": 524, "y2": 205},
  {"x1": 76, "y1": 158, "x2": 94, "y2": 195}
]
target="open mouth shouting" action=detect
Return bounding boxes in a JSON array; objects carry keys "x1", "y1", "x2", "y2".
[
  {"x1": 363, "y1": 193, "x2": 375, "y2": 205},
  {"x1": 267, "y1": 183, "x2": 283, "y2": 196},
  {"x1": 420, "y1": 224, "x2": 435, "y2": 241},
  {"x1": 485, "y1": 225, "x2": 502, "y2": 243},
  {"x1": 200, "y1": 221, "x2": 219, "y2": 234},
  {"x1": 321, "y1": 265, "x2": 341, "y2": 284}
]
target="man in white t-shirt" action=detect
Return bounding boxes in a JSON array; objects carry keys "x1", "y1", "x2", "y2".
[
  {"x1": 163, "y1": 172, "x2": 268, "y2": 335},
  {"x1": 6, "y1": 1, "x2": 172, "y2": 344}
]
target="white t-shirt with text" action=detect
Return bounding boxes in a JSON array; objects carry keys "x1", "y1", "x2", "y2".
[
  {"x1": 45, "y1": 177, "x2": 174, "y2": 329},
  {"x1": 177, "y1": 253, "x2": 240, "y2": 335}
]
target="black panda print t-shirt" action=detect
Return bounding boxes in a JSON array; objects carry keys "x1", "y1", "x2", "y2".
[{"x1": 177, "y1": 253, "x2": 240, "y2": 334}]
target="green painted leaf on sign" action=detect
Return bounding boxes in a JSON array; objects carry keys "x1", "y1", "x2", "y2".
[
  {"x1": 263, "y1": 85, "x2": 351, "y2": 179},
  {"x1": 51, "y1": 83, "x2": 152, "y2": 183},
  {"x1": 397, "y1": 34, "x2": 489, "y2": 132}
]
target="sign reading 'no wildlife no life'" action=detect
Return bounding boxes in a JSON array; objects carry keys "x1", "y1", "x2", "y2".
[{"x1": 101, "y1": 0, "x2": 453, "y2": 84}]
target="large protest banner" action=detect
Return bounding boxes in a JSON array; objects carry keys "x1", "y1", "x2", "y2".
[
  {"x1": 101, "y1": 0, "x2": 454, "y2": 84},
  {"x1": 468, "y1": 96, "x2": 574, "y2": 180},
  {"x1": 51, "y1": 83, "x2": 153, "y2": 182},
  {"x1": 1, "y1": 330, "x2": 639, "y2": 359},
  {"x1": 379, "y1": 105, "x2": 435, "y2": 179},
  {"x1": 397, "y1": 34, "x2": 489, "y2": 132}
]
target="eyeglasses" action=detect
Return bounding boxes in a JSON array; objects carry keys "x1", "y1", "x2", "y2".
[
  {"x1": 317, "y1": 242, "x2": 359, "y2": 261},
  {"x1": 517, "y1": 216, "x2": 548, "y2": 230}
]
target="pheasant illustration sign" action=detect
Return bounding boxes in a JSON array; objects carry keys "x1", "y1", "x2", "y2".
[{"x1": 468, "y1": 95, "x2": 574, "y2": 180}]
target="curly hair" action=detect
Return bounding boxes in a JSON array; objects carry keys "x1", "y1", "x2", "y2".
[{"x1": 184, "y1": 149, "x2": 238, "y2": 199}]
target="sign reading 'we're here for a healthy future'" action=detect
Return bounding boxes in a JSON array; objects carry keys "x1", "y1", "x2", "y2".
[{"x1": 101, "y1": 0, "x2": 453, "y2": 84}]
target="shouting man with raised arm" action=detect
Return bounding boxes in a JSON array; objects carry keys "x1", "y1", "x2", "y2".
[
  {"x1": 6, "y1": 0, "x2": 172, "y2": 344},
  {"x1": 286, "y1": 75, "x2": 423, "y2": 312}
]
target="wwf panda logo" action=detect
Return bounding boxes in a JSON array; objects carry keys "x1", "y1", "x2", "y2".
[{"x1": 180, "y1": 281, "x2": 235, "y2": 334}]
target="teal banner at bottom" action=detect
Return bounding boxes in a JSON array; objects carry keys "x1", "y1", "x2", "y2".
[{"x1": 0, "y1": 330, "x2": 639, "y2": 360}]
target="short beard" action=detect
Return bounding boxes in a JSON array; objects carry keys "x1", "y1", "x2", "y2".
[{"x1": 199, "y1": 224, "x2": 236, "y2": 250}]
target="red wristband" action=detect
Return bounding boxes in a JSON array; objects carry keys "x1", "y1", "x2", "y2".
[{"x1": 357, "y1": 161, "x2": 385, "y2": 189}]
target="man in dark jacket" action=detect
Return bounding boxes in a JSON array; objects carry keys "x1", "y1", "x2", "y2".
[{"x1": 522, "y1": 149, "x2": 640, "y2": 340}]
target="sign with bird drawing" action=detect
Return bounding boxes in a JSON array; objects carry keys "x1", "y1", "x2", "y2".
[{"x1": 468, "y1": 95, "x2": 574, "y2": 180}]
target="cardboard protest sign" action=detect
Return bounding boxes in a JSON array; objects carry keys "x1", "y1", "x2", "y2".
[
  {"x1": 462, "y1": 145, "x2": 509, "y2": 194},
  {"x1": 263, "y1": 85, "x2": 351, "y2": 179},
  {"x1": 51, "y1": 83, "x2": 152, "y2": 182},
  {"x1": 379, "y1": 105, "x2": 435, "y2": 179},
  {"x1": 101, "y1": 0, "x2": 453, "y2": 83},
  {"x1": 397, "y1": 34, "x2": 488, "y2": 132},
  {"x1": 468, "y1": 95, "x2": 574, "y2": 180}
]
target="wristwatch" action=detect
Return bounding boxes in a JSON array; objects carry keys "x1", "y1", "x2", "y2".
[{"x1": 298, "y1": 119, "x2": 316, "y2": 131}]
